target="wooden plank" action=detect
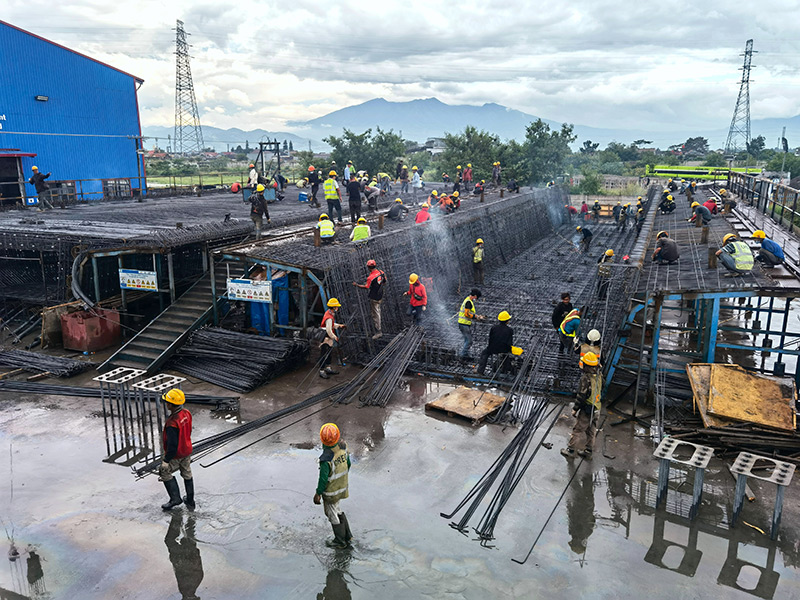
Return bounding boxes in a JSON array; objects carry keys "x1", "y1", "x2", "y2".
[
  {"x1": 425, "y1": 386, "x2": 506, "y2": 424},
  {"x1": 707, "y1": 364, "x2": 796, "y2": 432},
  {"x1": 686, "y1": 364, "x2": 733, "y2": 428}
]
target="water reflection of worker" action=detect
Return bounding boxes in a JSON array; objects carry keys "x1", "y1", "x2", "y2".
[
  {"x1": 566, "y1": 470, "x2": 596, "y2": 556},
  {"x1": 165, "y1": 512, "x2": 204, "y2": 600},
  {"x1": 316, "y1": 569, "x2": 351, "y2": 600}
]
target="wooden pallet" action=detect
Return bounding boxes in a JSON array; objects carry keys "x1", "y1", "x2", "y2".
[{"x1": 425, "y1": 386, "x2": 506, "y2": 424}]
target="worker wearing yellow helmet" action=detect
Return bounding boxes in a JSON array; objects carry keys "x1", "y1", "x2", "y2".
[
  {"x1": 314, "y1": 422, "x2": 353, "y2": 548},
  {"x1": 463, "y1": 162, "x2": 474, "y2": 191},
  {"x1": 751, "y1": 230, "x2": 785, "y2": 268},
  {"x1": 349, "y1": 217, "x2": 370, "y2": 243},
  {"x1": 688, "y1": 200, "x2": 712, "y2": 226},
  {"x1": 410, "y1": 165, "x2": 423, "y2": 205},
  {"x1": 597, "y1": 249, "x2": 614, "y2": 299},
  {"x1": 30, "y1": 165, "x2": 55, "y2": 210},
  {"x1": 316, "y1": 212, "x2": 336, "y2": 243},
  {"x1": 323, "y1": 170, "x2": 343, "y2": 223},
  {"x1": 653, "y1": 230, "x2": 680, "y2": 264},
  {"x1": 159, "y1": 388, "x2": 195, "y2": 511},
  {"x1": 473, "y1": 237, "x2": 485, "y2": 284},
  {"x1": 476, "y1": 310, "x2": 515, "y2": 376},
  {"x1": 404, "y1": 273, "x2": 427, "y2": 324},
  {"x1": 561, "y1": 350, "x2": 602, "y2": 460},
  {"x1": 318, "y1": 298, "x2": 345, "y2": 379},
  {"x1": 249, "y1": 183, "x2": 271, "y2": 239},
  {"x1": 492, "y1": 161, "x2": 502, "y2": 188},
  {"x1": 387, "y1": 197, "x2": 409, "y2": 221},
  {"x1": 716, "y1": 233, "x2": 754, "y2": 275}
]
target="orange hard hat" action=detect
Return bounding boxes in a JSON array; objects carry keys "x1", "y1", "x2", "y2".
[
  {"x1": 320, "y1": 423, "x2": 340, "y2": 445},
  {"x1": 308, "y1": 165, "x2": 315, "y2": 172}
]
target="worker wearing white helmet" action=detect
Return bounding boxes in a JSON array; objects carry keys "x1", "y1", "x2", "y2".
[{"x1": 578, "y1": 329, "x2": 602, "y2": 360}]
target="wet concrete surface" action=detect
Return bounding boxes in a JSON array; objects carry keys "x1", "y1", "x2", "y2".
[{"x1": 2, "y1": 368, "x2": 800, "y2": 599}]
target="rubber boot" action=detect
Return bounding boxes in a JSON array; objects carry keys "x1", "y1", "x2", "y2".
[
  {"x1": 339, "y1": 512, "x2": 353, "y2": 543},
  {"x1": 325, "y1": 522, "x2": 348, "y2": 548},
  {"x1": 325, "y1": 366, "x2": 339, "y2": 375},
  {"x1": 183, "y1": 478, "x2": 195, "y2": 510},
  {"x1": 161, "y1": 479, "x2": 183, "y2": 511},
  {"x1": 319, "y1": 369, "x2": 329, "y2": 379}
]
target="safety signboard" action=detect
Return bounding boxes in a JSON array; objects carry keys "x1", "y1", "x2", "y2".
[
  {"x1": 119, "y1": 269, "x2": 158, "y2": 291},
  {"x1": 227, "y1": 278, "x2": 272, "y2": 303}
]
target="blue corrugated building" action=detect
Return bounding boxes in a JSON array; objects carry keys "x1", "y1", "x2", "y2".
[{"x1": 0, "y1": 20, "x2": 145, "y2": 206}]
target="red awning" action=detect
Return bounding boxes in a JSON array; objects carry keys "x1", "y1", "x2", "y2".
[{"x1": 0, "y1": 152, "x2": 37, "y2": 158}]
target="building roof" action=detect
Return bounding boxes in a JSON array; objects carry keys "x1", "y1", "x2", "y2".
[{"x1": 0, "y1": 20, "x2": 144, "y2": 84}]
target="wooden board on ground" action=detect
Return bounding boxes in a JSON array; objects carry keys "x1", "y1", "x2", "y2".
[
  {"x1": 686, "y1": 364, "x2": 733, "y2": 428},
  {"x1": 708, "y1": 364, "x2": 796, "y2": 432},
  {"x1": 425, "y1": 386, "x2": 506, "y2": 424}
]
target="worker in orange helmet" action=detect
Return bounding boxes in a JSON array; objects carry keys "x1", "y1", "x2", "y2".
[
  {"x1": 248, "y1": 163, "x2": 258, "y2": 189},
  {"x1": 307, "y1": 165, "x2": 321, "y2": 207},
  {"x1": 314, "y1": 422, "x2": 352, "y2": 548}
]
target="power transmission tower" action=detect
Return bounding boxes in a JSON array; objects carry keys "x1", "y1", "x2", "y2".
[
  {"x1": 173, "y1": 19, "x2": 204, "y2": 155},
  {"x1": 724, "y1": 39, "x2": 756, "y2": 156}
]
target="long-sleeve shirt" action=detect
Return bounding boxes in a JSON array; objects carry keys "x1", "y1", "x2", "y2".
[
  {"x1": 163, "y1": 427, "x2": 179, "y2": 462},
  {"x1": 551, "y1": 302, "x2": 573, "y2": 330},
  {"x1": 28, "y1": 172, "x2": 51, "y2": 193},
  {"x1": 248, "y1": 169, "x2": 258, "y2": 186},
  {"x1": 761, "y1": 238, "x2": 785, "y2": 260},
  {"x1": 408, "y1": 282, "x2": 427, "y2": 306},
  {"x1": 486, "y1": 323, "x2": 514, "y2": 354},
  {"x1": 412, "y1": 173, "x2": 422, "y2": 188},
  {"x1": 316, "y1": 451, "x2": 351, "y2": 495}
]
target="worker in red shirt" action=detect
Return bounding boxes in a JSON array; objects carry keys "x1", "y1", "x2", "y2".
[
  {"x1": 352, "y1": 259, "x2": 386, "y2": 339},
  {"x1": 415, "y1": 203, "x2": 432, "y2": 224},
  {"x1": 703, "y1": 197, "x2": 718, "y2": 215},
  {"x1": 404, "y1": 273, "x2": 427, "y2": 324},
  {"x1": 159, "y1": 389, "x2": 195, "y2": 511},
  {"x1": 463, "y1": 163, "x2": 473, "y2": 191}
]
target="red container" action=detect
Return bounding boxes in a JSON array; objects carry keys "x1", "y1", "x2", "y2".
[{"x1": 60, "y1": 309, "x2": 121, "y2": 352}]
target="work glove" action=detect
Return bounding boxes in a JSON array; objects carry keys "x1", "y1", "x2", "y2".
[
  {"x1": 313, "y1": 494, "x2": 321, "y2": 505},
  {"x1": 422, "y1": 306, "x2": 427, "y2": 311},
  {"x1": 160, "y1": 461, "x2": 170, "y2": 471}
]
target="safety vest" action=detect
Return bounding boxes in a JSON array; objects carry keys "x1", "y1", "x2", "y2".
[
  {"x1": 729, "y1": 240, "x2": 754, "y2": 271},
  {"x1": 559, "y1": 309, "x2": 580, "y2": 337},
  {"x1": 322, "y1": 442, "x2": 349, "y2": 502},
  {"x1": 163, "y1": 408, "x2": 193, "y2": 459},
  {"x1": 598, "y1": 256, "x2": 613, "y2": 278},
  {"x1": 351, "y1": 224, "x2": 370, "y2": 242},
  {"x1": 473, "y1": 246, "x2": 484, "y2": 263},
  {"x1": 588, "y1": 372, "x2": 602, "y2": 410},
  {"x1": 458, "y1": 296, "x2": 476, "y2": 326},
  {"x1": 318, "y1": 219, "x2": 335, "y2": 238},
  {"x1": 323, "y1": 178, "x2": 339, "y2": 200}
]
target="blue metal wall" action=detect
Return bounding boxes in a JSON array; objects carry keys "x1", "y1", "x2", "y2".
[{"x1": 0, "y1": 21, "x2": 145, "y2": 201}]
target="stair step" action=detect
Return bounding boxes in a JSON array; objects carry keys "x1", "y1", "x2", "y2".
[
  {"x1": 112, "y1": 353, "x2": 153, "y2": 365},
  {"x1": 121, "y1": 346, "x2": 163, "y2": 359},
  {"x1": 127, "y1": 338, "x2": 171, "y2": 351},
  {"x1": 144, "y1": 330, "x2": 182, "y2": 342}
]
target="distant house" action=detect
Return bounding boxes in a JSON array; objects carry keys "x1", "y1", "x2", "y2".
[{"x1": 425, "y1": 138, "x2": 447, "y2": 156}]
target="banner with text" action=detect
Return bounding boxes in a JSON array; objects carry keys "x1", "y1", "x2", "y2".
[
  {"x1": 227, "y1": 278, "x2": 272, "y2": 303},
  {"x1": 119, "y1": 269, "x2": 158, "y2": 291}
]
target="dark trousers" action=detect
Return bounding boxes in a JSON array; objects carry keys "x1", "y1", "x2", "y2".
[
  {"x1": 320, "y1": 344, "x2": 333, "y2": 367},
  {"x1": 349, "y1": 201, "x2": 361, "y2": 223},
  {"x1": 757, "y1": 249, "x2": 782, "y2": 266},
  {"x1": 477, "y1": 350, "x2": 512, "y2": 376},
  {"x1": 407, "y1": 304, "x2": 423, "y2": 325},
  {"x1": 597, "y1": 278, "x2": 610, "y2": 300},
  {"x1": 472, "y1": 261, "x2": 485, "y2": 284},
  {"x1": 327, "y1": 199, "x2": 343, "y2": 222},
  {"x1": 311, "y1": 184, "x2": 320, "y2": 204}
]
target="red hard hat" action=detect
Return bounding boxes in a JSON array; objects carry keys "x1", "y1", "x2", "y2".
[
  {"x1": 366, "y1": 259, "x2": 377, "y2": 267},
  {"x1": 308, "y1": 165, "x2": 315, "y2": 172}
]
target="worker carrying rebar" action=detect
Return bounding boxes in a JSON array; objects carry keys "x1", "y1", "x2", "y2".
[
  {"x1": 688, "y1": 201, "x2": 712, "y2": 225},
  {"x1": 476, "y1": 311, "x2": 515, "y2": 376},
  {"x1": 558, "y1": 307, "x2": 581, "y2": 354},
  {"x1": 249, "y1": 184, "x2": 271, "y2": 239},
  {"x1": 578, "y1": 329, "x2": 602, "y2": 360},
  {"x1": 597, "y1": 249, "x2": 614, "y2": 300},
  {"x1": 752, "y1": 230, "x2": 784, "y2": 268},
  {"x1": 415, "y1": 203, "x2": 431, "y2": 225},
  {"x1": 716, "y1": 233, "x2": 754, "y2": 276},
  {"x1": 353, "y1": 259, "x2": 385, "y2": 339},
  {"x1": 576, "y1": 226, "x2": 593, "y2": 253},
  {"x1": 561, "y1": 352, "x2": 602, "y2": 460},
  {"x1": 314, "y1": 423, "x2": 353, "y2": 549},
  {"x1": 324, "y1": 171, "x2": 343, "y2": 223},
  {"x1": 591, "y1": 200, "x2": 601, "y2": 221},
  {"x1": 316, "y1": 213, "x2": 336, "y2": 244},
  {"x1": 551, "y1": 292, "x2": 573, "y2": 333},
  {"x1": 458, "y1": 288, "x2": 484, "y2": 361},
  {"x1": 319, "y1": 298, "x2": 345, "y2": 379},
  {"x1": 472, "y1": 238, "x2": 485, "y2": 284},
  {"x1": 349, "y1": 217, "x2": 370, "y2": 243},
  {"x1": 404, "y1": 273, "x2": 427, "y2": 325},
  {"x1": 159, "y1": 389, "x2": 195, "y2": 511},
  {"x1": 652, "y1": 231, "x2": 679, "y2": 264},
  {"x1": 388, "y1": 198, "x2": 409, "y2": 221}
]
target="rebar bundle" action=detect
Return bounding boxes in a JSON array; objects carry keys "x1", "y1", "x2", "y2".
[
  {"x1": 0, "y1": 349, "x2": 91, "y2": 377},
  {"x1": 168, "y1": 328, "x2": 310, "y2": 393}
]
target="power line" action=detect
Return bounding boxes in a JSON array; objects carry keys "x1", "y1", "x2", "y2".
[
  {"x1": 173, "y1": 19, "x2": 204, "y2": 154},
  {"x1": 724, "y1": 39, "x2": 756, "y2": 155}
]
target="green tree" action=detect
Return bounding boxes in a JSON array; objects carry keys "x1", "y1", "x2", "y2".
[
  {"x1": 522, "y1": 119, "x2": 576, "y2": 184},
  {"x1": 293, "y1": 150, "x2": 315, "y2": 174},
  {"x1": 438, "y1": 125, "x2": 503, "y2": 183},
  {"x1": 579, "y1": 140, "x2": 599, "y2": 154},
  {"x1": 703, "y1": 152, "x2": 727, "y2": 167},
  {"x1": 323, "y1": 128, "x2": 405, "y2": 177},
  {"x1": 766, "y1": 153, "x2": 800, "y2": 174},
  {"x1": 605, "y1": 142, "x2": 639, "y2": 162},
  {"x1": 746, "y1": 135, "x2": 766, "y2": 159},
  {"x1": 683, "y1": 136, "x2": 709, "y2": 157},
  {"x1": 578, "y1": 170, "x2": 603, "y2": 195}
]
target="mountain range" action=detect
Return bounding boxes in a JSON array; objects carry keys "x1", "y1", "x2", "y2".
[{"x1": 142, "y1": 97, "x2": 800, "y2": 153}]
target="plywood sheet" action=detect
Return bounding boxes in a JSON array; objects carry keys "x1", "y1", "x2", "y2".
[
  {"x1": 425, "y1": 386, "x2": 506, "y2": 424},
  {"x1": 686, "y1": 364, "x2": 733, "y2": 428},
  {"x1": 707, "y1": 364, "x2": 796, "y2": 432}
]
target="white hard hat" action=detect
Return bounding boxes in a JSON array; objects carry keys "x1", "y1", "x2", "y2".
[{"x1": 587, "y1": 329, "x2": 601, "y2": 342}]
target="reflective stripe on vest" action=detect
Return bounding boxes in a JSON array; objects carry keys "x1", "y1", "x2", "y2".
[
  {"x1": 473, "y1": 246, "x2": 484, "y2": 263},
  {"x1": 322, "y1": 443, "x2": 349, "y2": 501},
  {"x1": 458, "y1": 296, "x2": 475, "y2": 326},
  {"x1": 352, "y1": 224, "x2": 370, "y2": 241},
  {"x1": 559, "y1": 310, "x2": 580, "y2": 337},
  {"x1": 323, "y1": 178, "x2": 338, "y2": 200},
  {"x1": 588, "y1": 372, "x2": 602, "y2": 410},
  {"x1": 598, "y1": 257, "x2": 613, "y2": 278},
  {"x1": 730, "y1": 240, "x2": 754, "y2": 271},
  {"x1": 318, "y1": 219, "x2": 335, "y2": 238}
]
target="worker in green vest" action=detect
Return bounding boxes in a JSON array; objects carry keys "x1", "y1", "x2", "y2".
[
  {"x1": 316, "y1": 213, "x2": 336, "y2": 244},
  {"x1": 716, "y1": 233, "x2": 754, "y2": 276},
  {"x1": 457, "y1": 288, "x2": 484, "y2": 361},
  {"x1": 323, "y1": 170, "x2": 343, "y2": 223},
  {"x1": 314, "y1": 422, "x2": 352, "y2": 548},
  {"x1": 349, "y1": 217, "x2": 370, "y2": 242},
  {"x1": 561, "y1": 351, "x2": 602, "y2": 459},
  {"x1": 472, "y1": 238, "x2": 485, "y2": 284}
]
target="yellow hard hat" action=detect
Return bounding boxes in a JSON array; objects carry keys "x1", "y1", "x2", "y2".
[
  {"x1": 663, "y1": 189, "x2": 670, "y2": 193},
  {"x1": 576, "y1": 226, "x2": 582, "y2": 231},
  {"x1": 422, "y1": 203, "x2": 430, "y2": 208},
  {"x1": 319, "y1": 213, "x2": 329, "y2": 220},
  {"x1": 581, "y1": 352, "x2": 599, "y2": 366},
  {"x1": 720, "y1": 188, "x2": 727, "y2": 193},
  {"x1": 357, "y1": 217, "x2": 366, "y2": 224},
  {"x1": 256, "y1": 184, "x2": 265, "y2": 192},
  {"x1": 329, "y1": 170, "x2": 337, "y2": 176},
  {"x1": 624, "y1": 203, "x2": 630, "y2": 207},
  {"x1": 327, "y1": 297, "x2": 341, "y2": 308},
  {"x1": 412, "y1": 166, "x2": 418, "y2": 171},
  {"x1": 691, "y1": 181, "x2": 696, "y2": 186},
  {"x1": 667, "y1": 195, "x2": 673, "y2": 201},
  {"x1": 723, "y1": 233, "x2": 737, "y2": 245},
  {"x1": 617, "y1": 201, "x2": 621, "y2": 204},
  {"x1": 691, "y1": 202, "x2": 700, "y2": 208},
  {"x1": 476, "y1": 238, "x2": 484, "y2": 244},
  {"x1": 657, "y1": 230, "x2": 668, "y2": 238},
  {"x1": 162, "y1": 388, "x2": 186, "y2": 405},
  {"x1": 498, "y1": 310, "x2": 511, "y2": 321},
  {"x1": 668, "y1": 179, "x2": 673, "y2": 182},
  {"x1": 637, "y1": 196, "x2": 643, "y2": 200},
  {"x1": 752, "y1": 230, "x2": 766, "y2": 239},
  {"x1": 467, "y1": 163, "x2": 472, "y2": 167},
  {"x1": 409, "y1": 273, "x2": 419, "y2": 284},
  {"x1": 452, "y1": 191, "x2": 459, "y2": 197},
  {"x1": 320, "y1": 422, "x2": 340, "y2": 446},
  {"x1": 638, "y1": 208, "x2": 643, "y2": 213},
  {"x1": 395, "y1": 198, "x2": 403, "y2": 203},
  {"x1": 605, "y1": 249, "x2": 614, "y2": 256},
  {"x1": 511, "y1": 346, "x2": 523, "y2": 356},
  {"x1": 431, "y1": 190, "x2": 438, "y2": 196},
  {"x1": 457, "y1": 165, "x2": 462, "y2": 169},
  {"x1": 31, "y1": 165, "x2": 38, "y2": 171},
  {"x1": 402, "y1": 165, "x2": 408, "y2": 169}
]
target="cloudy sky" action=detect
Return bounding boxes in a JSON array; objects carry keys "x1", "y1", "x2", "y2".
[{"x1": 5, "y1": 0, "x2": 800, "y2": 137}]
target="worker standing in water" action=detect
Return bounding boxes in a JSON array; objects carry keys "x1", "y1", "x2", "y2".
[
  {"x1": 314, "y1": 423, "x2": 353, "y2": 548},
  {"x1": 159, "y1": 389, "x2": 195, "y2": 511},
  {"x1": 561, "y1": 352, "x2": 602, "y2": 460}
]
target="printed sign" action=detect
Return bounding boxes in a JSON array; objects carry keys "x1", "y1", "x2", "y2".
[
  {"x1": 227, "y1": 278, "x2": 272, "y2": 303},
  {"x1": 119, "y1": 269, "x2": 158, "y2": 291}
]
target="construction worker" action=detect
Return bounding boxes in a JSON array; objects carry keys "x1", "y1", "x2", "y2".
[
  {"x1": 591, "y1": 200, "x2": 601, "y2": 221},
  {"x1": 658, "y1": 194, "x2": 675, "y2": 214},
  {"x1": 319, "y1": 298, "x2": 345, "y2": 378},
  {"x1": 579, "y1": 329, "x2": 602, "y2": 360},
  {"x1": 580, "y1": 200, "x2": 589, "y2": 220},
  {"x1": 476, "y1": 311, "x2": 514, "y2": 376},
  {"x1": 415, "y1": 203, "x2": 431, "y2": 225},
  {"x1": 551, "y1": 292, "x2": 573, "y2": 333},
  {"x1": 492, "y1": 162, "x2": 501, "y2": 188},
  {"x1": 660, "y1": 188, "x2": 670, "y2": 202},
  {"x1": 565, "y1": 203, "x2": 578, "y2": 224},
  {"x1": 668, "y1": 178, "x2": 677, "y2": 192},
  {"x1": 686, "y1": 181, "x2": 697, "y2": 202},
  {"x1": 159, "y1": 389, "x2": 195, "y2": 511},
  {"x1": 507, "y1": 177, "x2": 520, "y2": 194},
  {"x1": 688, "y1": 201, "x2": 712, "y2": 225},
  {"x1": 703, "y1": 197, "x2": 718, "y2": 215},
  {"x1": 458, "y1": 288, "x2": 484, "y2": 361},
  {"x1": 248, "y1": 163, "x2": 258, "y2": 188},
  {"x1": 307, "y1": 166, "x2": 321, "y2": 207},
  {"x1": 411, "y1": 166, "x2": 422, "y2": 205},
  {"x1": 716, "y1": 233, "x2": 754, "y2": 276},
  {"x1": 399, "y1": 165, "x2": 410, "y2": 194},
  {"x1": 349, "y1": 217, "x2": 370, "y2": 242},
  {"x1": 752, "y1": 230, "x2": 784, "y2": 268},
  {"x1": 617, "y1": 204, "x2": 628, "y2": 231},
  {"x1": 680, "y1": 179, "x2": 688, "y2": 194},
  {"x1": 635, "y1": 208, "x2": 645, "y2": 234},
  {"x1": 364, "y1": 180, "x2": 382, "y2": 212},
  {"x1": 438, "y1": 192, "x2": 455, "y2": 214},
  {"x1": 463, "y1": 163, "x2": 473, "y2": 191},
  {"x1": 29, "y1": 166, "x2": 55, "y2": 210},
  {"x1": 428, "y1": 189, "x2": 439, "y2": 205},
  {"x1": 346, "y1": 174, "x2": 362, "y2": 223},
  {"x1": 404, "y1": 273, "x2": 427, "y2": 325},
  {"x1": 316, "y1": 213, "x2": 336, "y2": 244},
  {"x1": 472, "y1": 238, "x2": 485, "y2": 284},
  {"x1": 377, "y1": 171, "x2": 392, "y2": 193},
  {"x1": 576, "y1": 226, "x2": 593, "y2": 253},
  {"x1": 652, "y1": 231, "x2": 680, "y2": 264},
  {"x1": 560, "y1": 352, "x2": 602, "y2": 460},
  {"x1": 324, "y1": 171, "x2": 343, "y2": 223},
  {"x1": 453, "y1": 165, "x2": 462, "y2": 194},
  {"x1": 344, "y1": 160, "x2": 353, "y2": 181},
  {"x1": 450, "y1": 190, "x2": 461, "y2": 210},
  {"x1": 314, "y1": 423, "x2": 353, "y2": 548},
  {"x1": 396, "y1": 159, "x2": 405, "y2": 183},
  {"x1": 612, "y1": 201, "x2": 622, "y2": 224},
  {"x1": 353, "y1": 259, "x2": 385, "y2": 339},
  {"x1": 558, "y1": 307, "x2": 581, "y2": 354},
  {"x1": 387, "y1": 198, "x2": 409, "y2": 221},
  {"x1": 248, "y1": 184, "x2": 271, "y2": 239},
  {"x1": 597, "y1": 249, "x2": 614, "y2": 300},
  {"x1": 473, "y1": 180, "x2": 485, "y2": 196}
]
